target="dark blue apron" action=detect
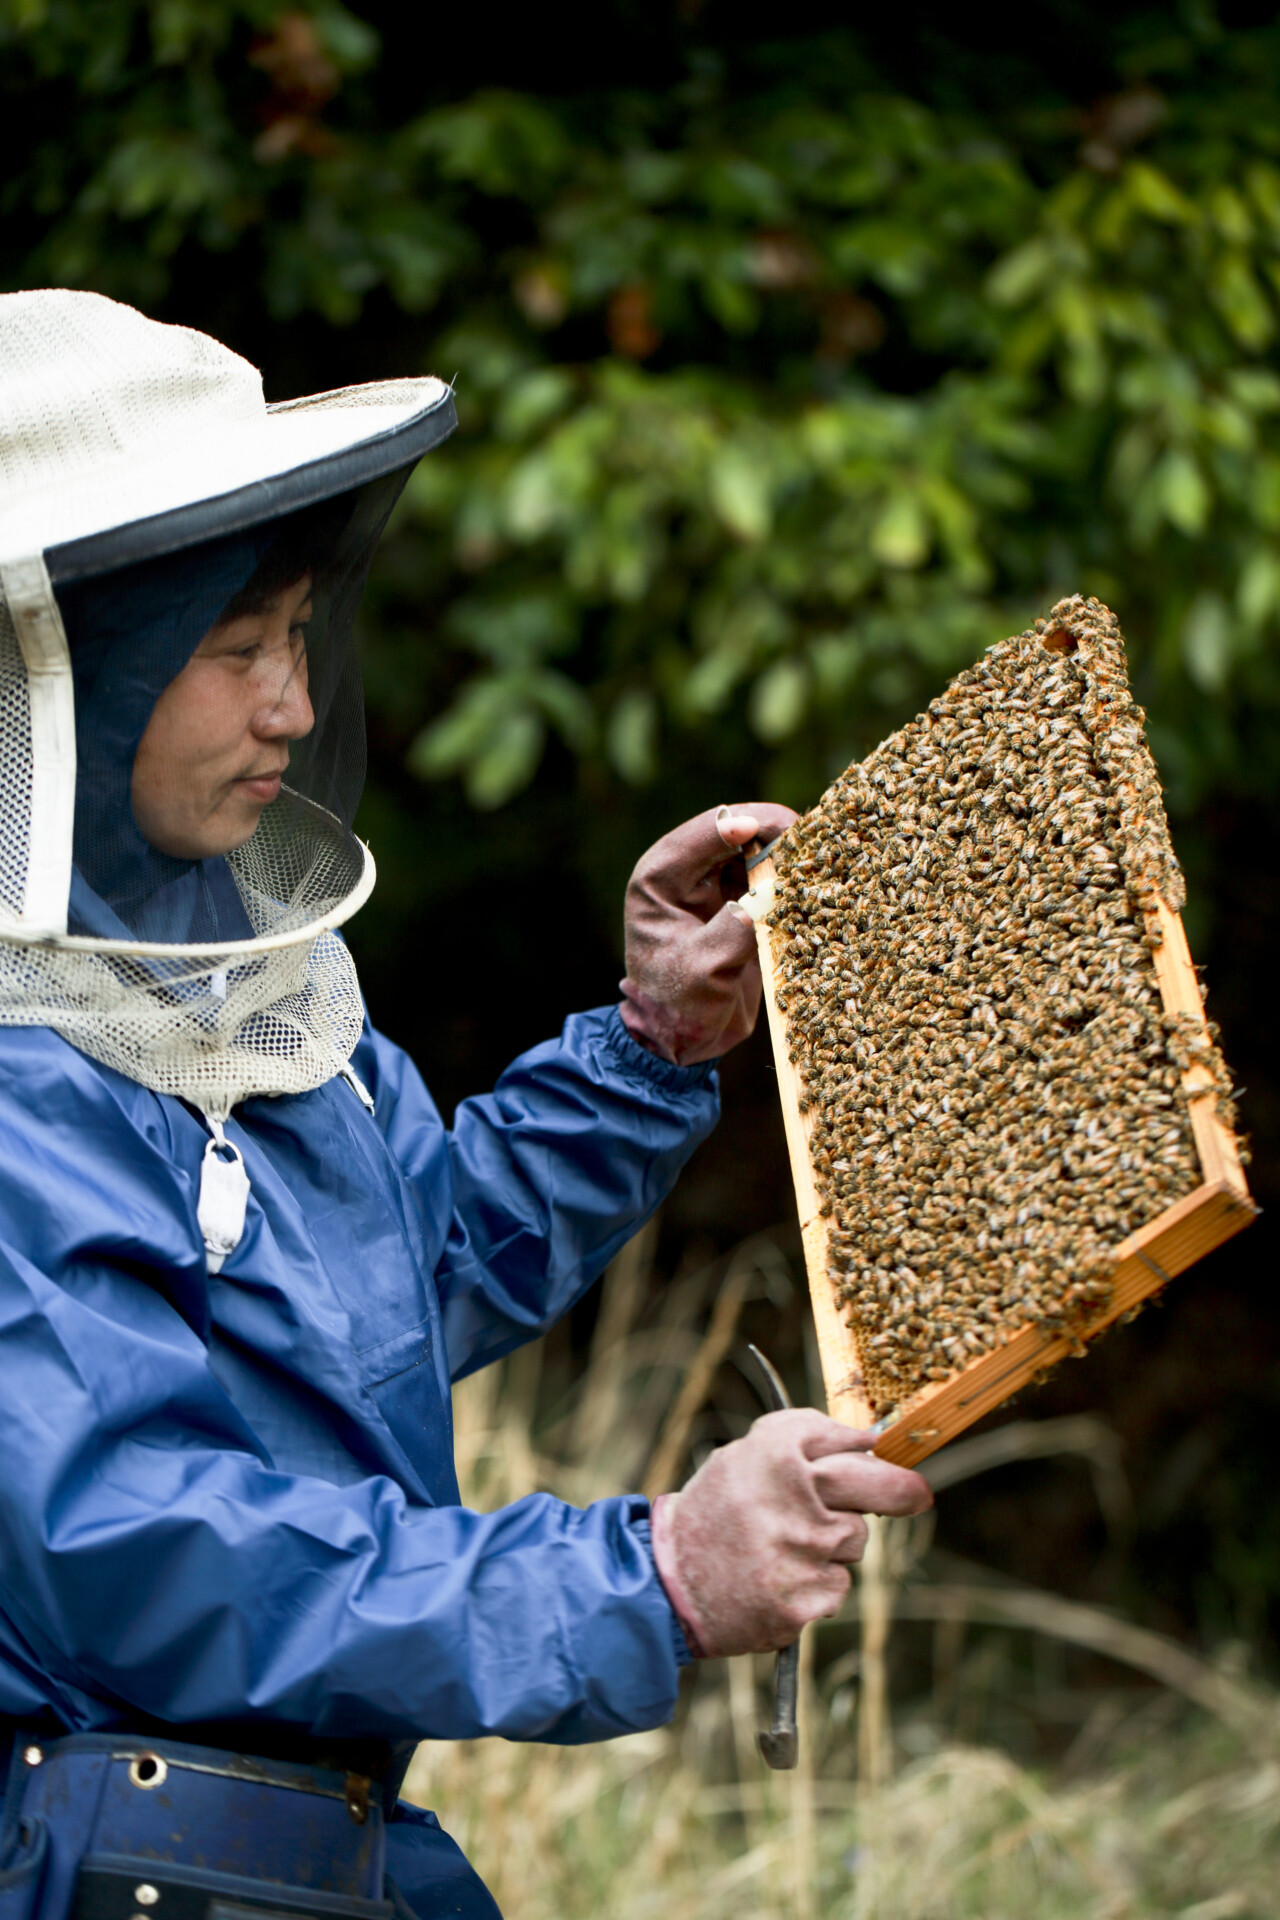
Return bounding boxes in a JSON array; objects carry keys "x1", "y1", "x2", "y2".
[{"x1": 0, "y1": 1733, "x2": 499, "y2": 1920}]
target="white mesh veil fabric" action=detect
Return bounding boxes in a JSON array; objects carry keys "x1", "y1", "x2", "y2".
[
  {"x1": 0, "y1": 291, "x2": 456, "y2": 1119},
  {"x1": 0, "y1": 915, "x2": 370, "y2": 1119}
]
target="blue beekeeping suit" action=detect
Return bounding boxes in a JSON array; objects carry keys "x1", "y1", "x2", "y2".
[
  {"x1": 0, "y1": 1007, "x2": 715, "y2": 1911},
  {"x1": 0, "y1": 290, "x2": 719, "y2": 1920}
]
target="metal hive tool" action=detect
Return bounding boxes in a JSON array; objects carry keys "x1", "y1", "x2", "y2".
[{"x1": 741, "y1": 597, "x2": 1256, "y2": 1468}]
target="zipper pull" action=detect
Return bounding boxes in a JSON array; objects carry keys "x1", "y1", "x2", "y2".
[
  {"x1": 341, "y1": 1063, "x2": 375, "y2": 1114},
  {"x1": 198, "y1": 1116, "x2": 251, "y2": 1275}
]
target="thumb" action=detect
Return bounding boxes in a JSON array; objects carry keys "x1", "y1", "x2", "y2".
[{"x1": 629, "y1": 804, "x2": 798, "y2": 917}]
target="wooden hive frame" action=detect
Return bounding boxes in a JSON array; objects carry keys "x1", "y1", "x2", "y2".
[{"x1": 744, "y1": 812, "x2": 1257, "y2": 1474}]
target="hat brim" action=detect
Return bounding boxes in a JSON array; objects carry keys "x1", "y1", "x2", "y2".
[{"x1": 11, "y1": 377, "x2": 457, "y2": 582}]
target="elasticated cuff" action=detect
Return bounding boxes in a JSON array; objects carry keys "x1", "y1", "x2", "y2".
[{"x1": 598, "y1": 1005, "x2": 719, "y2": 1096}]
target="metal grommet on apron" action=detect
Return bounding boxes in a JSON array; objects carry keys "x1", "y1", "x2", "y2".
[{"x1": 126, "y1": 1754, "x2": 168, "y2": 1791}]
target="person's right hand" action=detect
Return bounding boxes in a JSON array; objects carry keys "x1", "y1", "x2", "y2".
[
  {"x1": 619, "y1": 802, "x2": 796, "y2": 1066},
  {"x1": 650, "y1": 1409, "x2": 932, "y2": 1659}
]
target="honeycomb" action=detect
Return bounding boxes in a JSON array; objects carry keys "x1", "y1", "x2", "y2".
[{"x1": 767, "y1": 598, "x2": 1236, "y2": 1418}]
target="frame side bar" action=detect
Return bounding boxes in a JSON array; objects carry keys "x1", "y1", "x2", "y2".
[
  {"x1": 1150, "y1": 897, "x2": 1248, "y2": 1196},
  {"x1": 746, "y1": 854, "x2": 874, "y2": 1427}
]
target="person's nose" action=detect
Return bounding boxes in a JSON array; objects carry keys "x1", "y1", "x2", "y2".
[{"x1": 253, "y1": 652, "x2": 314, "y2": 743}]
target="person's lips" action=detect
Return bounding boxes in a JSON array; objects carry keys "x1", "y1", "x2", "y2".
[{"x1": 237, "y1": 770, "x2": 284, "y2": 804}]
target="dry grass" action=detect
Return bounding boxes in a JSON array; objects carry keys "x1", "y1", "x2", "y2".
[
  {"x1": 402, "y1": 1233, "x2": 1280, "y2": 1919},
  {"x1": 405, "y1": 1715, "x2": 1280, "y2": 1920}
]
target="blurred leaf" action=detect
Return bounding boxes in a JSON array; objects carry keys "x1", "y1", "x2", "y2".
[
  {"x1": 1212, "y1": 251, "x2": 1274, "y2": 351},
  {"x1": 1156, "y1": 450, "x2": 1211, "y2": 536},
  {"x1": 1209, "y1": 184, "x2": 1253, "y2": 245},
  {"x1": 409, "y1": 92, "x2": 569, "y2": 196},
  {"x1": 529, "y1": 668, "x2": 594, "y2": 751},
  {"x1": 1238, "y1": 548, "x2": 1280, "y2": 629},
  {"x1": 810, "y1": 632, "x2": 862, "y2": 698},
  {"x1": 708, "y1": 447, "x2": 772, "y2": 541},
  {"x1": 871, "y1": 491, "x2": 930, "y2": 568},
  {"x1": 1183, "y1": 592, "x2": 1233, "y2": 691},
  {"x1": 408, "y1": 677, "x2": 517, "y2": 778},
  {"x1": 494, "y1": 368, "x2": 576, "y2": 440},
  {"x1": 465, "y1": 708, "x2": 545, "y2": 808},
  {"x1": 750, "y1": 657, "x2": 808, "y2": 742},
  {"x1": 986, "y1": 237, "x2": 1055, "y2": 307},
  {"x1": 448, "y1": 592, "x2": 576, "y2": 666},
  {"x1": 1227, "y1": 368, "x2": 1280, "y2": 413},
  {"x1": 606, "y1": 689, "x2": 659, "y2": 785},
  {"x1": 310, "y1": 2, "x2": 379, "y2": 69},
  {"x1": 1126, "y1": 160, "x2": 1198, "y2": 225}
]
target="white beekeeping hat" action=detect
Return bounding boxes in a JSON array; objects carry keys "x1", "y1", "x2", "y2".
[
  {"x1": 0, "y1": 289, "x2": 455, "y2": 1122},
  {"x1": 0, "y1": 288, "x2": 453, "y2": 571}
]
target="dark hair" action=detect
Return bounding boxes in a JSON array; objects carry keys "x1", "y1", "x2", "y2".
[{"x1": 216, "y1": 493, "x2": 354, "y2": 622}]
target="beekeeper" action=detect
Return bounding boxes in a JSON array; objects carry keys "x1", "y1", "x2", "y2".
[{"x1": 0, "y1": 291, "x2": 929, "y2": 1920}]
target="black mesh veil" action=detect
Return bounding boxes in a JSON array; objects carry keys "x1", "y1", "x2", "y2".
[
  {"x1": 50, "y1": 466, "x2": 409, "y2": 949},
  {"x1": 0, "y1": 464, "x2": 416, "y2": 1114}
]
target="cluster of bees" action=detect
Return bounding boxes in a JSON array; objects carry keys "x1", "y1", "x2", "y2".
[{"x1": 768, "y1": 598, "x2": 1231, "y2": 1417}]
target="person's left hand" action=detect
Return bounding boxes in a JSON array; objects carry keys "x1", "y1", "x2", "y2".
[{"x1": 620, "y1": 802, "x2": 797, "y2": 1067}]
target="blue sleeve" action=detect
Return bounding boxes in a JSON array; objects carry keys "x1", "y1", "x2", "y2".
[
  {"x1": 358, "y1": 1005, "x2": 720, "y2": 1381},
  {"x1": 0, "y1": 1031, "x2": 684, "y2": 1745}
]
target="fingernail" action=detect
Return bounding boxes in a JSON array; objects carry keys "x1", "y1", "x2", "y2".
[{"x1": 716, "y1": 803, "x2": 760, "y2": 846}]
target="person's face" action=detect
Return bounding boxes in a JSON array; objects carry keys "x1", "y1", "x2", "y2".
[{"x1": 132, "y1": 574, "x2": 315, "y2": 861}]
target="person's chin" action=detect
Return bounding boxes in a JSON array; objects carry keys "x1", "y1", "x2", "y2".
[{"x1": 206, "y1": 800, "x2": 272, "y2": 857}]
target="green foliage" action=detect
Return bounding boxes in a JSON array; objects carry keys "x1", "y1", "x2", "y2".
[{"x1": 7, "y1": 1, "x2": 1280, "y2": 829}]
